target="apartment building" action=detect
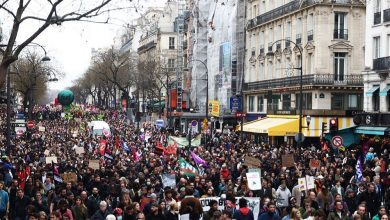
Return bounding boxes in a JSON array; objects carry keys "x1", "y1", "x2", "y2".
[
  {"x1": 354, "y1": 0, "x2": 390, "y2": 134},
  {"x1": 242, "y1": 0, "x2": 365, "y2": 143}
]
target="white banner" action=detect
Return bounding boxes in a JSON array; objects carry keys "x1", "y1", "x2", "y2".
[{"x1": 199, "y1": 197, "x2": 260, "y2": 217}]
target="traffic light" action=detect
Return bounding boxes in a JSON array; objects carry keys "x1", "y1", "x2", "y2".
[
  {"x1": 321, "y1": 122, "x2": 327, "y2": 134},
  {"x1": 329, "y1": 118, "x2": 338, "y2": 133}
]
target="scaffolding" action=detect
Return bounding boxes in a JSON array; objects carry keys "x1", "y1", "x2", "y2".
[{"x1": 176, "y1": 0, "x2": 186, "y2": 112}]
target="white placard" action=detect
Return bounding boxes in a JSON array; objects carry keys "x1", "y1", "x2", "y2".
[
  {"x1": 246, "y1": 171, "x2": 262, "y2": 190},
  {"x1": 306, "y1": 175, "x2": 315, "y2": 190},
  {"x1": 298, "y1": 177, "x2": 307, "y2": 191},
  {"x1": 45, "y1": 156, "x2": 58, "y2": 164},
  {"x1": 38, "y1": 126, "x2": 46, "y2": 132}
]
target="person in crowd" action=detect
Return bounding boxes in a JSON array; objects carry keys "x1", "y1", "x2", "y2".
[
  {"x1": 71, "y1": 196, "x2": 88, "y2": 220},
  {"x1": 165, "y1": 202, "x2": 179, "y2": 220},
  {"x1": 372, "y1": 206, "x2": 387, "y2": 220},
  {"x1": 258, "y1": 202, "x2": 280, "y2": 220},
  {"x1": 203, "y1": 200, "x2": 219, "y2": 220},
  {"x1": 91, "y1": 201, "x2": 110, "y2": 220},
  {"x1": 0, "y1": 181, "x2": 9, "y2": 220},
  {"x1": 327, "y1": 201, "x2": 348, "y2": 220}
]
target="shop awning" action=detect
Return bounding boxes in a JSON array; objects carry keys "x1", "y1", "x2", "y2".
[
  {"x1": 366, "y1": 86, "x2": 380, "y2": 97},
  {"x1": 241, "y1": 115, "x2": 299, "y2": 136},
  {"x1": 380, "y1": 85, "x2": 390, "y2": 96},
  {"x1": 354, "y1": 126, "x2": 389, "y2": 135}
]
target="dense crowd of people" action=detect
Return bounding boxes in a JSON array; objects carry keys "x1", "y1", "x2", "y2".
[{"x1": 0, "y1": 105, "x2": 388, "y2": 220}]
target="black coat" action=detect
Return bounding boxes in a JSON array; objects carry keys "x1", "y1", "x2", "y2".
[{"x1": 358, "y1": 190, "x2": 380, "y2": 217}]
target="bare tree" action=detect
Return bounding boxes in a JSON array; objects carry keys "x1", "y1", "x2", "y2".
[
  {"x1": 12, "y1": 50, "x2": 62, "y2": 117},
  {"x1": 0, "y1": 0, "x2": 136, "y2": 88}
]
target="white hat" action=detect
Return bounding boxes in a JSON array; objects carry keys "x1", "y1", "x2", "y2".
[{"x1": 106, "y1": 214, "x2": 116, "y2": 220}]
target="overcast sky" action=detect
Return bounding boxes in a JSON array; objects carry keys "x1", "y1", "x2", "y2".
[{"x1": 2, "y1": 0, "x2": 167, "y2": 90}]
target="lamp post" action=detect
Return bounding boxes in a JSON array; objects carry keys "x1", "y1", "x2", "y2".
[
  {"x1": 1, "y1": 42, "x2": 51, "y2": 154},
  {"x1": 266, "y1": 39, "x2": 303, "y2": 148}
]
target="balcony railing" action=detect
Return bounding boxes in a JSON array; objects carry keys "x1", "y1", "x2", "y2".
[
  {"x1": 384, "y1": 8, "x2": 390, "y2": 22},
  {"x1": 374, "y1": 12, "x2": 382, "y2": 24},
  {"x1": 276, "y1": 43, "x2": 282, "y2": 50},
  {"x1": 247, "y1": 0, "x2": 363, "y2": 29},
  {"x1": 373, "y1": 56, "x2": 390, "y2": 71},
  {"x1": 307, "y1": 30, "x2": 314, "y2": 41},
  {"x1": 333, "y1": 29, "x2": 348, "y2": 40},
  {"x1": 243, "y1": 74, "x2": 363, "y2": 91},
  {"x1": 137, "y1": 41, "x2": 156, "y2": 53}
]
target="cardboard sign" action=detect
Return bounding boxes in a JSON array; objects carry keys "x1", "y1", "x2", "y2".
[
  {"x1": 281, "y1": 154, "x2": 295, "y2": 167},
  {"x1": 38, "y1": 126, "x2": 45, "y2": 132},
  {"x1": 246, "y1": 171, "x2": 262, "y2": 190},
  {"x1": 45, "y1": 156, "x2": 57, "y2": 164},
  {"x1": 88, "y1": 160, "x2": 100, "y2": 170},
  {"x1": 298, "y1": 177, "x2": 307, "y2": 191},
  {"x1": 309, "y1": 159, "x2": 321, "y2": 169},
  {"x1": 75, "y1": 147, "x2": 85, "y2": 155},
  {"x1": 61, "y1": 172, "x2": 77, "y2": 183},
  {"x1": 244, "y1": 156, "x2": 261, "y2": 168},
  {"x1": 44, "y1": 150, "x2": 50, "y2": 156}
]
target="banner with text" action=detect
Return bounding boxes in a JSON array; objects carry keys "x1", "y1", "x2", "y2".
[{"x1": 199, "y1": 197, "x2": 260, "y2": 217}]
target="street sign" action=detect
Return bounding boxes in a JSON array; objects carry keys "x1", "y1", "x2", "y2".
[
  {"x1": 230, "y1": 96, "x2": 242, "y2": 112},
  {"x1": 331, "y1": 136, "x2": 343, "y2": 148},
  {"x1": 27, "y1": 120, "x2": 34, "y2": 129},
  {"x1": 191, "y1": 120, "x2": 198, "y2": 127},
  {"x1": 11, "y1": 122, "x2": 26, "y2": 128}
]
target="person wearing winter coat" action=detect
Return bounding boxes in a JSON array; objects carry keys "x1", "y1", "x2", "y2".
[
  {"x1": 258, "y1": 202, "x2": 281, "y2": 220},
  {"x1": 232, "y1": 198, "x2": 254, "y2": 220}
]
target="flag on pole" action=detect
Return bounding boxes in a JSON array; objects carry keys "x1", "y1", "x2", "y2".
[
  {"x1": 190, "y1": 151, "x2": 208, "y2": 167},
  {"x1": 355, "y1": 156, "x2": 363, "y2": 182},
  {"x1": 179, "y1": 158, "x2": 199, "y2": 177}
]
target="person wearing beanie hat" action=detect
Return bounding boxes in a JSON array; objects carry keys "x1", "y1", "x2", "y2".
[{"x1": 232, "y1": 198, "x2": 255, "y2": 220}]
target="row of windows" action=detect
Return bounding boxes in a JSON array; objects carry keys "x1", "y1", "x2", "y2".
[
  {"x1": 249, "y1": 12, "x2": 347, "y2": 55},
  {"x1": 247, "y1": 93, "x2": 361, "y2": 112}
]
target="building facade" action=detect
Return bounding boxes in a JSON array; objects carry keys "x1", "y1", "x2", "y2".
[{"x1": 243, "y1": 0, "x2": 365, "y2": 143}]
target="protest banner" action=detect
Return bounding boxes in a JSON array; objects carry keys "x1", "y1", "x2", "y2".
[
  {"x1": 61, "y1": 172, "x2": 77, "y2": 183},
  {"x1": 161, "y1": 174, "x2": 176, "y2": 189},
  {"x1": 246, "y1": 171, "x2": 262, "y2": 190},
  {"x1": 244, "y1": 156, "x2": 261, "y2": 168},
  {"x1": 281, "y1": 154, "x2": 295, "y2": 167},
  {"x1": 89, "y1": 160, "x2": 100, "y2": 170},
  {"x1": 45, "y1": 156, "x2": 57, "y2": 164},
  {"x1": 309, "y1": 159, "x2": 321, "y2": 169},
  {"x1": 199, "y1": 197, "x2": 260, "y2": 217}
]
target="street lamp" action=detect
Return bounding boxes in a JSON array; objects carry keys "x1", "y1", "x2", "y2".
[
  {"x1": 266, "y1": 39, "x2": 303, "y2": 148},
  {"x1": 1, "y1": 42, "x2": 51, "y2": 154}
]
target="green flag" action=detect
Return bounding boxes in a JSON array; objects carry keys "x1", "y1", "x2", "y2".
[{"x1": 179, "y1": 158, "x2": 199, "y2": 177}]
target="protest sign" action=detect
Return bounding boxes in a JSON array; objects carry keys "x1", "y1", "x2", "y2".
[
  {"x1": 306, "y1": 175, "x2": 315, "y2": 189},
  {"x1": 199, "y1": 197, "x2": 260, "y2": 217},
  {"x1": 38, "y1": 126, "x2": 45, "y2": 132},
  {"x1": 75, "y1": 147, "x2": 85, "y2": 155},
  {"x1": 298, "y1": 177, "x2": 307, "y2": 191},
  {"x1": 281, "y1": 154, "x2": 295, "y2": 167},
  {"x1": 61, "y1": 172, "x2": 77, "y2": 183},
  {"x1": 246, "y1": 172, "x2": 262, "y2": 190},
  {"x1": 309, "y1": 159, "x2": 321, "y2": 169},
  {"x1": 89, "y1": 160, "x2": 100, "y2": 170},
  {"x1": 244, "y1": 156, "x2": 261, "y2": 168},
  {"x1": 45, "y1": 156, "x2": 57, "y2": 164},
  {"x1": 162, "y1": 174, "x2": 176, "y2": 189},
  {"x1": 44, "y1": 150, "x2": 50, "y2": 156}
]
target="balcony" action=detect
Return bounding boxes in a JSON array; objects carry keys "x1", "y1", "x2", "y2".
[
  {"x1": 384, "y1": 8, "x2": 390, "y2": 22},
  {"x1": 268, "y1": 43, "x2": 273, "y2": 52},
  {"x1": 247, "y1": 0, "x2": 364, "y2": 30},
  {"x1": 333, "y1": 29, "x2": 348, "y2": 40},
  {"x1": 374, "y1": 12, "x2": 382, "y2": 25},
  {"x1": 137, "y1": 41, "x2": 156, "y2": 53},
  {"x1": 373, "y1": 56, "x2": 390, "y2": 71},
  {"x1": 243, "y1": 74, "x2": 363, "y2": 91},
  {"x1": 307, "y1": 30, "x2": 314, "y2": 41}
]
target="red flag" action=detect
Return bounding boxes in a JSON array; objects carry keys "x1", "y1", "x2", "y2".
[
  {"x1": 167, "y1": 140, "x2": 177, "y2": 155},
  {"x1": 99, "y1": 139, "x2": 107, "y2": 156}
]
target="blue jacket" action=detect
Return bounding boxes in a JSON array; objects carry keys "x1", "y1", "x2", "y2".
[{"x1": 258, "y1": 212, "x2": 281, "y2": 220}]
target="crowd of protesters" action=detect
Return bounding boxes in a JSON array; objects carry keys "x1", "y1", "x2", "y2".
[{"x1": 0, "y1": 105, "x2": 388, "y2": 220}]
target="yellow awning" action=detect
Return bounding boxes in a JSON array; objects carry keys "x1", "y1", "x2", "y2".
[{"x1": 241, "y1": 115, "x2": 299, "y2": 136}]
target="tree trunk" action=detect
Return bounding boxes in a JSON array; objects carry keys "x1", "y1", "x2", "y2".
[{"x1": 0, "y1": 64, "x2": 8, "y2": 89}]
